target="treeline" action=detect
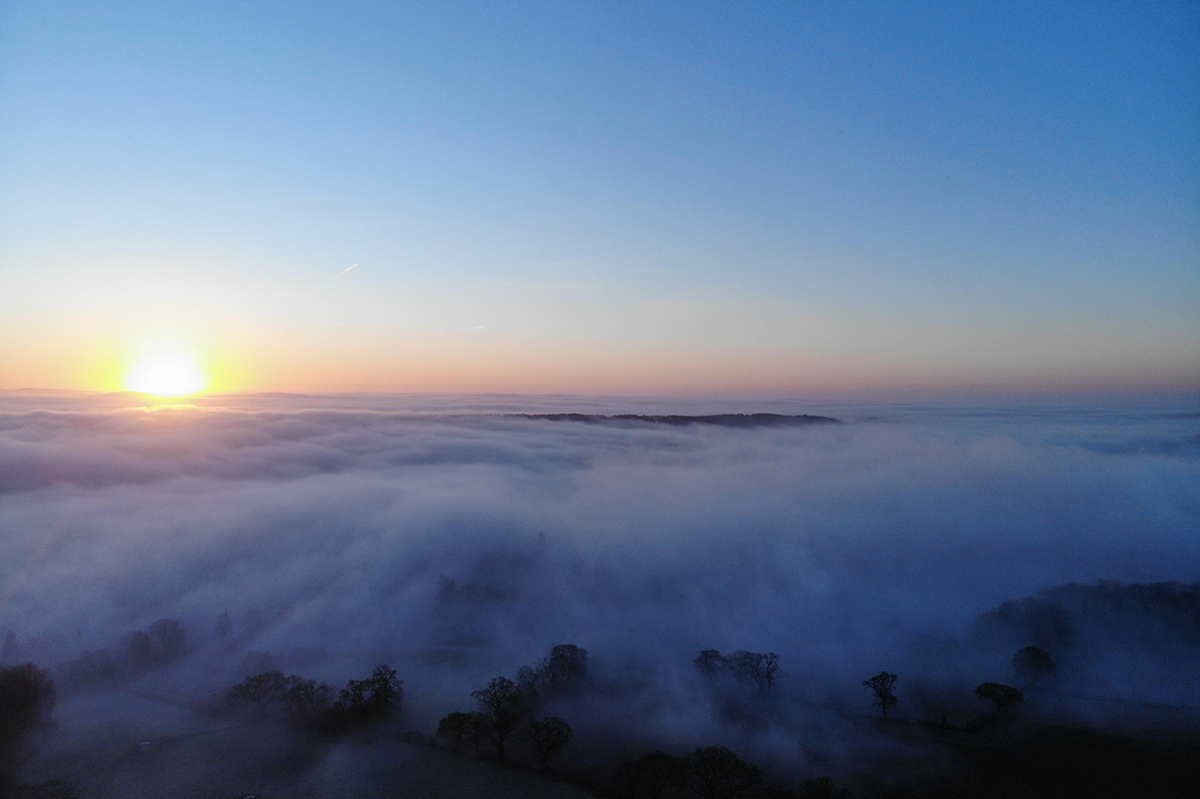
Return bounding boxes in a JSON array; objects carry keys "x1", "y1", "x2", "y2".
[{"x1": 224, "y1": 664, "x2": 402, "y2": 733}]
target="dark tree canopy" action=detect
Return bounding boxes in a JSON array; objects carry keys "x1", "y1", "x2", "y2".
[
  {"x1": 619, "y1": 750, "x2": 684, "y2": 799},
  {"x1": 685, "y1": 746, "x2": 764, "y2": 799},
  {"x1": 693, "y1": 649, "x2": 781, "y2": 692},
  {"x1": 694, "y1": 650, "x2": 726, "y2": 680},
  {"x1": 229, "y1": 670, "x2": 290, "y2": 716},
  {"x1": 802, "y1": 776, "x2": 851, "y2": 799},
  {"x1": 862, "y1": 672, "x2": 899, "y2": 719},
  {"x1": 517, "y1": 644, "x2": 589, "y2": 697},
  {"x1": 0, "y1": 663, "x2": 56, "y2": 786},
  {"x1": 1012, "y1": 646, "x2": 1057, "y2": 683},
  {"x1": 338, "y1": 664, "x2": 403, "y2": 723},
  {"x1": 437, "y1": 711, "x2": 473, "y2": 751},
  {"x1": 975, "y1": 682, "x2": 1024, "y2": 710}
]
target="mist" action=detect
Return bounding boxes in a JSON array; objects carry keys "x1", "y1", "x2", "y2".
[{"x1": 2, "y1": 391, "x2": 1198, "y2": 794}]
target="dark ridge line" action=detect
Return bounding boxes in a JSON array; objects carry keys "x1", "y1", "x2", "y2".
[{"x1": 505, "y1": 412, "x2": 841, "y2": 428}]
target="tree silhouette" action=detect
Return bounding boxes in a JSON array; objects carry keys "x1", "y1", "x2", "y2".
[
  {"x1": 471, "y1": 676, "x2": 527, "y2": 761},
  {"x1": 694, "y1": 650, "x2": 726, "y2": 680},
  {"x1": 802, "y1": 776, "x2": 850, "y2": 799},
  {"x1": 619, "y1": 750, "x2": 684, "y2": 799},
  {"x1": 148, "y1": 619, "x2": 186, "y2": 662},
  {"x1": 518, "y1": 644, "x2": 589, "y2": 697},
  {"x1": 761, "y1": 652, "x2": 783, "y2": 693},
  {"x1": 230, "y1": 671, "x2": 289, "y2": 717},
  {"x1": 437, "y1": 711, "x2": 473, "y2": 751},
  {"x1": 127, "y1": 630, "x2": 153, "y2": 670},
  {"x1": 862, "y1": 672, "x2": 898, "y2": 719},
  {"x1": 337, "y1": 664, "x2": 403, "y2": 723},
  {"x1": 1012, "y1": 646, "x2": 1056, "y2": 684},
  {"x1": 975, "y1": 682, "x2": 1024, "y2": 711},
  {"x1": 282, "y1": 677, "x2": 332, "y2": 723},
  {"x1": 0, "y1": 663, "x2": 56, "y2": 788},
  {"x1": 685, "y1": 746, "x2": 763, "y2": 799},
  {"x1": 524, "y1": 716, "x2": 572, "y2": 771},
  {"x1": 728, "y1": 651, "x2": 765, "y2": 689}
]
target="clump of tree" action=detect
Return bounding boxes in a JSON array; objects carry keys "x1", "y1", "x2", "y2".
[
  {"x1": 58, "y1": 619, "x2": 189, "y2": 687},
  {"x1": 337, "y1": 664, "x2": 403, "y2": 725},
  {"x1": 617, "y1": 750, "x2": 684, "y2": 799},
  {"x1": 516, "y1": 643, "x2": 589, "y2": 697},
  {"x1": 469, "y1": 676, "x2": 531, "y2": 761},
  {"x1": 1, "y1": 663, "x2": 57, "y2": 789},
  {"x1": 1011, "y1": 646, "x2": 1056, "y2": 684},
  {"x1": 975, "y1": 682, "x2": 1023, "y2": 711},
  {"x1": 692, "y1": 649, "x2": 783, "y2": 692},
  {"x1": 226, "y1": 664, "x2": 400, "y2": 733},
  {"x1": 801, "y1": 776, "x2": 850, "y2": 799},
  {"x1": 437, "y1": 643, "x2": 586, "y2": 765},
  {"x1": 127, "y1": 619, "x2": 188, "y2": 670},
  {"x1": 685, "y1": 746, "x2": 764, "y2": 799},
  {"x1": 862, "y1": 672, "x2": 898, "y2": 719}
]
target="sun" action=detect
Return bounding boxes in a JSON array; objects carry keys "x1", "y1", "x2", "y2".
[{"x1": 123, "y1": 341, "x2": 209, "y2": 396}]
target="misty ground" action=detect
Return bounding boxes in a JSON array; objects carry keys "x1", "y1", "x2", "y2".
[{"x1": 2, "y1": 391, "x2": 1198, "y2": 796}]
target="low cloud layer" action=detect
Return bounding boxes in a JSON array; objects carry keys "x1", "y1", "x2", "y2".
[{"x1": 1, "y1": 391, "x2": 1198, "y2": 784}]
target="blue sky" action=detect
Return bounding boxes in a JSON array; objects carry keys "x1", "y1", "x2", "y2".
[{"x1": 1, "y1": 1, "x2": 1197, "y2": 393}]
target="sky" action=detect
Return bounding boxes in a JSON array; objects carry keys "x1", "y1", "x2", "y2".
[{"x1": 1, "y1": 1, "x2": 1197, "y2": 394}]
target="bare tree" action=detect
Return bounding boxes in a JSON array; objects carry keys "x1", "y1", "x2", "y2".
[
  {"x1": 862, "y1": 672, "x2": 898, "y2": 719},
  {"x1": 471, "y1": 676, "x2": 527, "y2": 761},
  {"x1": 761, "y1": 652, "x2": 782, "y2": 693},
  {"x1": 728, "y1": 651, "x2": 765, "y2": 689},
  {"x1": 524, "y1": 716, "x2": 572, "y2": 771},
  {"x1": 366, "y1": 664, "x2": 403, "y2": 717}
]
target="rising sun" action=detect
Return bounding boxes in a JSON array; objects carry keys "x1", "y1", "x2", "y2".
[{"x1": 123, "y1": 342, "x2": 209, "y2": 396}]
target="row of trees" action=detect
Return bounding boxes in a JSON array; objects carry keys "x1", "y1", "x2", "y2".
[
  {"x1": 226, "y1": 664, "x2": 402, "y2": 732},
  {"x1": 56, "y1": 619, "x2": 189, "y2": 687},
  {"x1": 693, "y1": 650, "x2": 783, "y2": 693}
]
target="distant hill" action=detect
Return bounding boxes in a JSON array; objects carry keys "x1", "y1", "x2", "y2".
[{"x1": 507, "y1": 412, "x2": 841, "y2": 428}]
